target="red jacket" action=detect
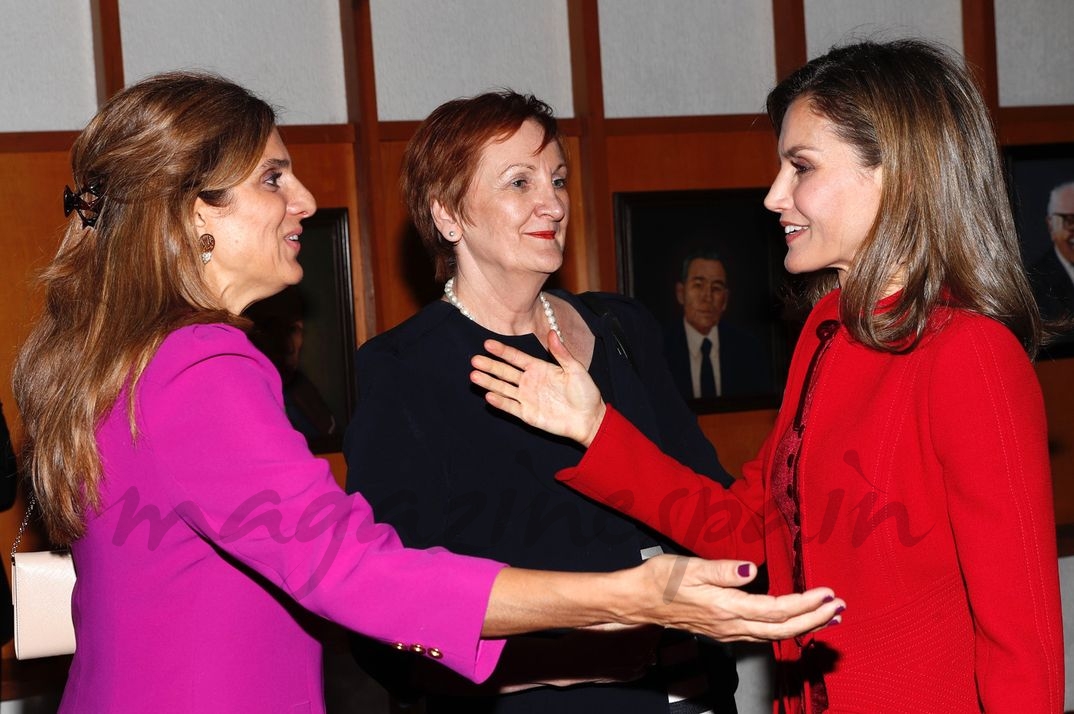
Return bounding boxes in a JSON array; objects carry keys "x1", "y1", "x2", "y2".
[{"x1": 558, "y1": 290, "x2": 1063, "y2": 712}]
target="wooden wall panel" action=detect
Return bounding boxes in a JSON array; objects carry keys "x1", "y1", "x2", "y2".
[
  {"x1": 699, "y1": 408, "x2": 778, "y2": 479},
  {"x1": 1038, "y1": 358, "x2": 1074, "y2": 525},
  {"x1": 606, "y1": 130, "x2": 777, "y2": 193},
  {"x1": 284, "y1": 140, "x2": 373, "y2": 345},
  {"x1": 997, "y1": 106, "x2": 1074, "y2": 147},
  {"x1": 594, "y1": 128, "x2": 778, "y2": 290},
  {"x1": 0, "y1": 150, "x2": 76, "y2": 666},
  {"x1": 558, "y1": 136, "x2": 589, "y2": 293},
  {"x1": 372, "y1": 139, "x2": 419, "y2": 331}
]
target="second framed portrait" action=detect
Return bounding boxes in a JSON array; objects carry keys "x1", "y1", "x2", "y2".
[
  {"x1": 1005, "y1": 142, "x2": 1074, "y2": 356},
  {"x1": 615, "y1": 188, "x2": 803, "y2": 413}
]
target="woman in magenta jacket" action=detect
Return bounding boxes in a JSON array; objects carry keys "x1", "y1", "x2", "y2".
[
  {"x1": 12, "y1": 72, "x2": 844, "y2": 713},
  {"x1": 472, "y1": 40, "x2": 1064, "y2": 712}
]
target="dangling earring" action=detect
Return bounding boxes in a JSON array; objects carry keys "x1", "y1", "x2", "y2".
[{"x1": 199, "y1": 233, "x2": 215, "y2": 265}]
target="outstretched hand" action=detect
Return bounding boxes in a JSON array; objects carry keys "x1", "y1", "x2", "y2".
[
  {"x1": 484, "y1": 558, "x2": 844, "y2": 642},
  {"x1": 636, "y1": 556, "x2": 844, "y2": 642},
  {"x1": 471, "y1": 331, "x2": 607, "y2": 447}
]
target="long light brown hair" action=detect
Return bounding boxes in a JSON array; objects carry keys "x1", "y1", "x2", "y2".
[
  {"x1": 766, "y1": 39, "x2": 1042, "y2": 355},
  {"x1": 13, "y1": 72, "x2": 276, "y2": 543}
]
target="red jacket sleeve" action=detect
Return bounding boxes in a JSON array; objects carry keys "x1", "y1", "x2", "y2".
[
  {"x1": 556, "y1": 405, "x2": 767, "y2": 563},
  {"x1": 929, "y1": 318, "x2": 1063, "y2": 712}
]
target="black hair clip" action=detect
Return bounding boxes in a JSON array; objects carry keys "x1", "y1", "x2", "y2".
[{"x1": 63, "y1": 181, "x2": 104, "y2": 228}]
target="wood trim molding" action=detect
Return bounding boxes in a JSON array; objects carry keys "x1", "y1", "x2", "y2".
[
  {"x1": 1, "y1": 126, "x2": 359, "y2": 153},
  {"x1": 961, "y1": 0, "x2": 998, "y2": 113},
  {"x1": 380, "y1": 118, "x2": 582, "y2": 144},
  {"x1": 997, "y1": 105, "x2": 1074, "y2": 146},
  {"x1": 377, "y1": 121, "x2": 422, "y2": 142},
  {"x1": 347, "y1": 0, "x2": 384, "y2": 339},
  {"x1": 91, "y1": 0, "x2": 124, "y2": 102},
  {"x1": 277, "y1": 124, "x2": 356, "y2": 144},
  {"x1": 0, "y1": 132, "x2": 79, "y2": 153},
  {"x1": 567, "y1": 0, "x2": 610, "y2": 291},
  {"x1": 771, "y1": 0, "x2": 807, "y2": 81},
  {"x1": 605, "y1": 114, "x2": 771, "y2": 137}
]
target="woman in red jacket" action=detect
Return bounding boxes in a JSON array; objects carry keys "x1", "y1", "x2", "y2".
[{"x1": 470, "y1": 39, "x2": 1064, "y2": 713}]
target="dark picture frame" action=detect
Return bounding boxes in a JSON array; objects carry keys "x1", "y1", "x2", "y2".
[
  {"x1": 244, "y1": 208, "x2": 357, "y2": 453},
  {"x1": 614, "y1": 188, "x2": 802, "y2": 413},
  {"x1": 1004, "y1": 142, "x2": 1074, "y2": 357}
]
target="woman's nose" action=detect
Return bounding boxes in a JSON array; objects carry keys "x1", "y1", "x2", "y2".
[
  {"x1": 290, "y1": 179, "x2": 317, "y2": 218},
  {"x1": 537, "y1": 184, "x2": 566, "y2": 220},
  {"x1": 764, "y1": 169, "x2": 791, "y2": 214}
]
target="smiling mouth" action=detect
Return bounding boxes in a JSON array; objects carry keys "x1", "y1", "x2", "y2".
[
  {"x1": 784, "y1": 224, "x2": 808, "y2": 241},
  {"x1": 528, "y1": 231, "x2": 557, "y2": 240}
]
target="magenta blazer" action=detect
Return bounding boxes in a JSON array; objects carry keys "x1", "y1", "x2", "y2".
[{"x1": 61, "y1": 325, "x2": 505, "y2": 713}]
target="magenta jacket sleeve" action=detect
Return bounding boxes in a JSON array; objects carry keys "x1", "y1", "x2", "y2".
[
  {"x1": 929, "y1": 317, "x2": 1063, "y2": 711},
  {"x1": 139, "y1": 325, "x2": 506, "y2": 682},
  {"x1": 556, "y1": 405, "x2": 767, "y2": 563}
]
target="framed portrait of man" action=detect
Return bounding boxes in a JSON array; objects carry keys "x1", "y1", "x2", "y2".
[
  {"x1": 1005, "y1": 142, "x2": 1074, "y2": 356},
  {"x1": 614, "y1": 188, "x2": 804, "y2": 413}
]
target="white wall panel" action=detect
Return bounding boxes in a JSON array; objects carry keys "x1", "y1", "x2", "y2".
[
  {"x1": 0, "y1": 1, "x2": 97, "y2": 131},
  {"x1": 995, "y1": 0, "x2": 1074, "y2": 107},
  {"x1": 370, "y1": 0, "x2": 574, "y2": 121},
  {"x1": 120, "y1": 0, "x2": 346, "y2": 125},
  {"x1": 598, "y1": 0, "x2": 775, "y2": 118},
  {"x1": 804, "y1": 0, "x2": 962, "y2": 59}
]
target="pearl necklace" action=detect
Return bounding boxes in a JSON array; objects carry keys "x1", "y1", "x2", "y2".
[{"x1": 444, "y1": 277, "x2": 562, "y2": 343}]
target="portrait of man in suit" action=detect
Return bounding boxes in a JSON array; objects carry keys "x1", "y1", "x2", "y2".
[
  {"x1": 1028, "y1": 180, "x2": 1074, "y2": 323},
  {"x1": 664, "y1": 248, "x2": 770, "y2": 401}
]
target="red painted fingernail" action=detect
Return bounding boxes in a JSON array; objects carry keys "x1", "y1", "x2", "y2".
[
  {"x1": 835, "y1": 605, "x2": 845, "y2": 615},
  {"x1": 827, "y1": 618, "x2": 841, "y2": 627},
  {"x1": 823, "y1": 595, "x2": 834, "y2": 603},
  {"x1": 737, "y1": 564, "x2": 751, "y2": 577}
]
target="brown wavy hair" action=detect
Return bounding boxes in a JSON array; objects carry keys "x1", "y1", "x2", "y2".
[
  {"x1": 13, "y1": 72, "x2": 276, "y2": 543},
  {"x1": 401, "y1": 90, "x2": 562, "y2": 281},
  {"x1": 766, "y1": 39, "x2": 1042, "y2": 355}
]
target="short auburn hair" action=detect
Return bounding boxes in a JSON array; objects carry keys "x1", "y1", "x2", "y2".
[{"x1": 401, "y1": 90, "x2": 561, "y2": 281}]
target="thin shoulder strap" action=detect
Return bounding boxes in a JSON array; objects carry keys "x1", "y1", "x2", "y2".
[
  {"x1": 11, "y1": 496, "x2": 35, "y2": 559},
  {"x1": 578, "y1": 292, "x2": 637, "y2": 373}
]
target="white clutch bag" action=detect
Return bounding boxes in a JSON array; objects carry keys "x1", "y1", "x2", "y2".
[{"x1": 10, "y1": 498, "x2": 76, "y2": 659}]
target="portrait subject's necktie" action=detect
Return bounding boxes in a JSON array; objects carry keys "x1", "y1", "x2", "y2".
[{"x1": 699, "y1": 337, "x2": 717, "y2": 398}]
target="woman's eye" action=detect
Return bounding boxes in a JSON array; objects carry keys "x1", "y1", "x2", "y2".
[
  {"x1": 791, "y1": 161, "x2": 811, "y2": 174},
  {"x1": 552, "y1": 177, "x2": 567, "y2": 189},
  {"x1": 510, "y1": 178, "x2": 528, "y2": 189},
  {"x1": 265, "y1": 171, "x2": 283, "y2": 187}
]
